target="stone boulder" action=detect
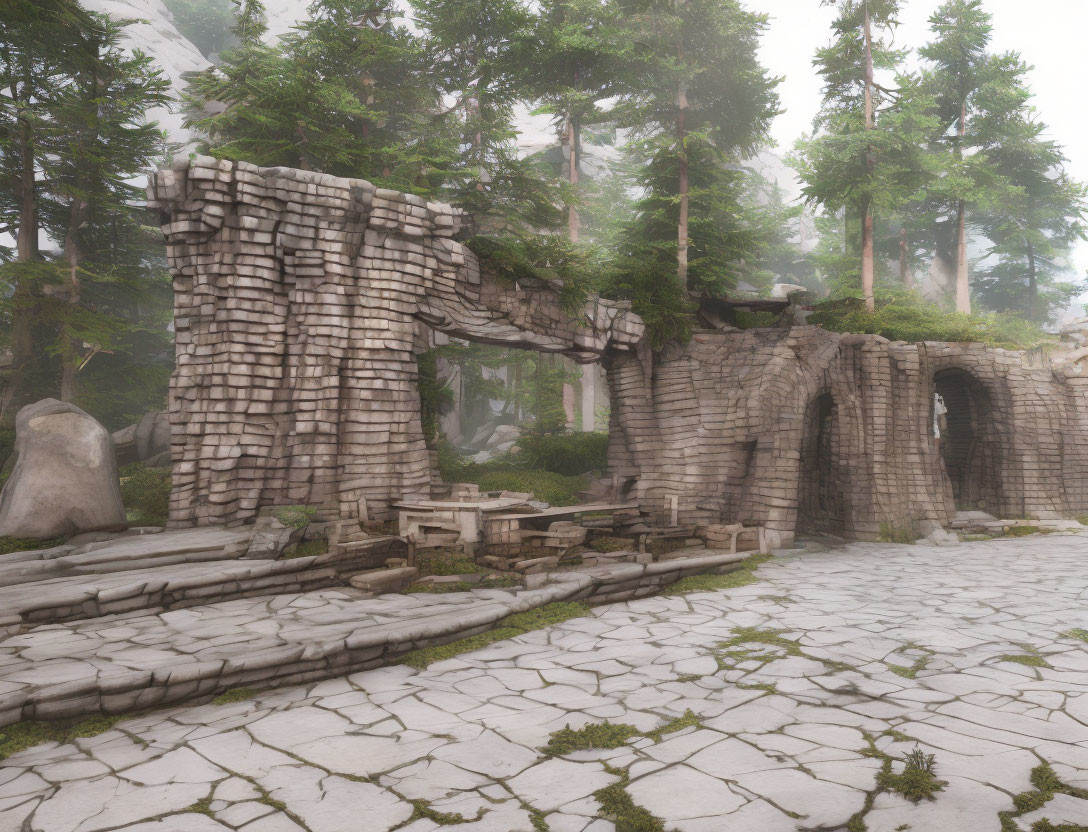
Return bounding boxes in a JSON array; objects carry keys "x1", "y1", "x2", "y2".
[
  {"x1": 0, "y1": 399, "x2": 127, "y2": 540},
  {"x1": 113, "y1": 410, "x2": 171, "y2": 467}
]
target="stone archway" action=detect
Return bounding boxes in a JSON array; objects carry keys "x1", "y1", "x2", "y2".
[
  {"x1": 933, "y1": 368, "x2": 1003, "y2": 513},
  {"x1": 149, "y1": 157, "x2": 644, "y2": 530},
  {"x1": 797, "y1": 392, "x2": 846, "y2": 536}
]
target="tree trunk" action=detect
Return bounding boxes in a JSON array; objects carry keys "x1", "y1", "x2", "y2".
[
  {"x1": 954, "y1": 103, "x2": 970, "y2": 314},
  {"x1": 899, "y1": 228, "x2": 912, "y2": 289},
  {"x1": 60, "y1": 200, "x2": 86, "y2": 403},
  {"x1": 1026, "y1": 239, "x2": 1038, "y2": 322},
  {"x1": 861, "y1": 2, "x2": 875, "y2": 313},
  {"x1": 677, "y1": 77, "x2": 689, "y2": 292},
  {"x1": 2, "y1": 73, "x2": 40, "y2": 423},
  {"x1": 861, "y1": 202, "x2": 875, "y2": 312},
  {"x1": 567, "y1": 113, "x2": 579, "y2": 243}
]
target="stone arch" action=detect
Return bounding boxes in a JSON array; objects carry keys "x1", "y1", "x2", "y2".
[{"x1": 932, "y1": 368, "x2": 1005, "y2": 514}]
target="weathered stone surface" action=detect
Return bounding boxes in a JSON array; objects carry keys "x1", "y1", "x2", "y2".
[
  {"x1": 5, "y1": 534, "x2": 1088, "y2": 831},
  {"x1": 243, "y1": 516, "x2": 304, "y2": 560},
  {"x1": 0, "y1": 399, "x2": 126, "y2": 539},
  {"x1": 149, "y1": 158, "x2": 644, "y2": 530},
  {"x1": 607, "y1": 327, "x2": 1088, "y2": 542}
]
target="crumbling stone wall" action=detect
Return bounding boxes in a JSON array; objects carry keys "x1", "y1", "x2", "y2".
[
  {"x1": 607, "y1": 326, "x2": 1088, "y2": 544},
  {"x1": 149, "y1": 157, "x2": 643, "y2": 529}
]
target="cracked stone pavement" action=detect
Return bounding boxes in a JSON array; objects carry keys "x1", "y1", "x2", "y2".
[{"x1": 4, "y1": 534, "x2": 1088, "y2": 832}]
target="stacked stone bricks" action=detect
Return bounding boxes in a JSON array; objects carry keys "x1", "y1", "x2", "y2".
[
  {"x1": 606, "y1": 327, "x2": 1088, "y2": 544},
  {"x1": 149, "y1": 157, "x2": 643, "y2": 529}
]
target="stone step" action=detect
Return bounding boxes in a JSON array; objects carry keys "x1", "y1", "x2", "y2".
[
  {"x1": 0, "y1": 527, "x2": 254, "y2": 587},
  {"x1": 0, "y1": 556, "x2": 342, "y2": 637},
  {"x1": 0, "y1": 575, "x2": 590, "y2": 727}
]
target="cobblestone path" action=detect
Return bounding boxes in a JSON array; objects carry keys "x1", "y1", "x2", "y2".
[{"x1": 4, "y1": 535, "x2": 1088, "y2": 832}]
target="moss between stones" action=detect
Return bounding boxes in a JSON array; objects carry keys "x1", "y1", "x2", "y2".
[
  {"x1": 0, "y1": 715, "x2": 124, "y2": 761},
  {"x1": 399, "y1": 602, "x2": 591, "y2": 669},
  {"x1": 543, "y1": 722, "x2": 641, "y2": 756},
  {"x1": 589, "y1": 536, "x2": 634, "y2": 553},
  {"x1": 182, "y1": 795, "x2": 215, "y2": 817},
  {"x1": 1004, "y1": 525, "x2": 1050, "y2": 538},
  {"x1": 663, "y1": 552, "x2": 771, "y2": 596},
  {"x1": 405, "y1": 576, "x2": 520, "y2": 594},
  {"x1": 528, "y1": 807, "x2": 551, "y2": 831},
  {"x1": 594, "y1": 764, "x2": 667, "y2": 832},
  {"x1": 1061, "y1": 629, "x2": 1088, "y2": 644},
  {"x1": 1000, "y1": 762, "x2": 1088, "y2": 832},
  {"x1": 542, "y1": 709, "x2": 704, "y2": 757},
  {"x1": 999, "y1": 653, "x2": 1051, "y2": 669},
  {"x1": 211, "y1": 687, "x2": 256, "y2": 705},
  {"x1": 849, "y1": 735, "x2": 947, "y2": 830},
  {"x1": 404, "y1": 799, "x2": 476, "y2": 826}
]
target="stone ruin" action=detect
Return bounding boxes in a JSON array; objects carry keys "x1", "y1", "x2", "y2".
[
  {"x1": 607, "y1": 326, "x2": 1088, "y2": 546},
  {"x1": 147, "y1": 156, "x2": 644, "y2": 534},
  {"x1": 150, "y1": 158, "x2": 1088, "y2": 546}
]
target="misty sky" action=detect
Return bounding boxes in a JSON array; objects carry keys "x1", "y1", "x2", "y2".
[{"x1": 747, "y1": 0, "x2": 1088, "y2": 287}]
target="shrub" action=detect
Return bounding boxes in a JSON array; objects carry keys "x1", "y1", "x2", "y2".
[
  {"x1": 518, "y1": 432, "x2": 609, "y2": 476},
  {"x1": 807, "y1": 293, "x2": 1054, "y2": 349},
  {"x1": 119, "y1": 462, "x2": 171, "y2": 526}
]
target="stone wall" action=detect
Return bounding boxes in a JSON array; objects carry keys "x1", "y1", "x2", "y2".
[
  {"x1": 607, "y1": 326, "x2": 1088, "y2": 544},
  {"x1": 149, "y1": 157, "x2": 643, "y2": 529}
]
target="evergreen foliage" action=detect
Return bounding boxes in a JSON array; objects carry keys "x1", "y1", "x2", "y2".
[{"x1": 0, "y1": 3, "x2": 173, "y2": 427}]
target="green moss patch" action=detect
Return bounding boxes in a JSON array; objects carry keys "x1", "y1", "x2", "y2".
[
  {"x1": 542, "y1": 709, "x2": 703, "y2": 757},
  {"x1": 269, "y1": 505, "x2": 316, "y2": 528},
  {"x1": 405, "y1": 576, "x2": 520, "y2": 594},
  {"x1": 999, "y1": 653, "x2": 1051, "y2": 669},
  {"x1": 1061, "y1": 629, "x2": 1088, "y2": 644},
  {"x1": 1, "y1": 715, "x2": 124, "y2": 761},
  {"x1": 119, "y1": 462, "x2": 171, "y2": 526},
  {"x1": 879, "y1": 523, "x2": 917, "y2": 544},
  {"x1": 283, "y1": 538, "x2": 328, "y2": 559},
  {"x1": 212, "y1": 687, "x2": 256, "y2": 705},
  {"x1": 0, "y1": 535, "x2": 70, "y2": 555},
  {"x1": 543, "y1": 722, "x2": 642, "y2": 755},
  {"x1": 664, "y1": 552, "x2": 771, "y2": 596},
  {"x1": 807, "y1": 293, "x2": 1054, "y2": 350},
  {"x1": 1004, "y1": 525, "x2": 1048, "y2": 538},
  {"x1": 400, "y1": 601, "x2": 591, "y2": 669},
  {"x1": 878, "y1": 748, "x2": 946, "y2": 803},
  {"x1": 1000, "y1": 763, "x2": 1088, "y2": 832},
  {"x1": 417, "y1": 548, "x2": 487, "y2": 577},
  {"x1": 594, "y1": 765, "x2": 667, "y2": 832}
]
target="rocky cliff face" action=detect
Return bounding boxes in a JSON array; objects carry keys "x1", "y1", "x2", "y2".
[{"x1": 85, "y1": 0, "x2": 311, "y2": 145}]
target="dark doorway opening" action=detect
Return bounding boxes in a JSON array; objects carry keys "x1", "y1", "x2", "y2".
[
  {"x1": 933, "y1": 369, "x2": 1002, "y2": 512},
  {"x1": 798, "y1": 392, "x2": 846, "y2": 535}
]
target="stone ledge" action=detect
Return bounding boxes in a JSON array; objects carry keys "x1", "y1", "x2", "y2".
[{"x1": 0, "y1": 552, "x2": 746, "y2": 727}]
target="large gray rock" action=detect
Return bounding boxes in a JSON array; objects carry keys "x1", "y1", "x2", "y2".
[{"x1": 0, "y1": 399, "x2": 127, "y2": 539}]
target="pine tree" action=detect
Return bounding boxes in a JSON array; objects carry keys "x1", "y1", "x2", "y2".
[
  {"x1": 513, "y1": 0, "x2": 636, "y2": 242},
  {"x1": 43, "y1": 14, "x2": 171, "y2": 403},
  {"x1": 918, "y1": 0, "x2": 998, "y2": 313},
  {"x1": 0, "y1": 0, "x2": 99, "y2": 419},
  {"x1": 615, "y1": 0, "x2": 779, "y2": 294},
  {"x1": 185, "y1": 0, "x2": 451, "y2": 192},
  {"x1": 794, "y1": 0, "x2": 935, "y2": 311},
  {"x1": 975, "y1": 111, "x2": 1086, "y2": 321}
]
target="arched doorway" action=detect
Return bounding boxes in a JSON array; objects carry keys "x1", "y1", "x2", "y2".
[
  {"x1": 933, "y1": 369, "x2": 1002, "y2": 512},
  {"x1": 798, "y1": 392, "x2": 845, "y2": 535}
]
